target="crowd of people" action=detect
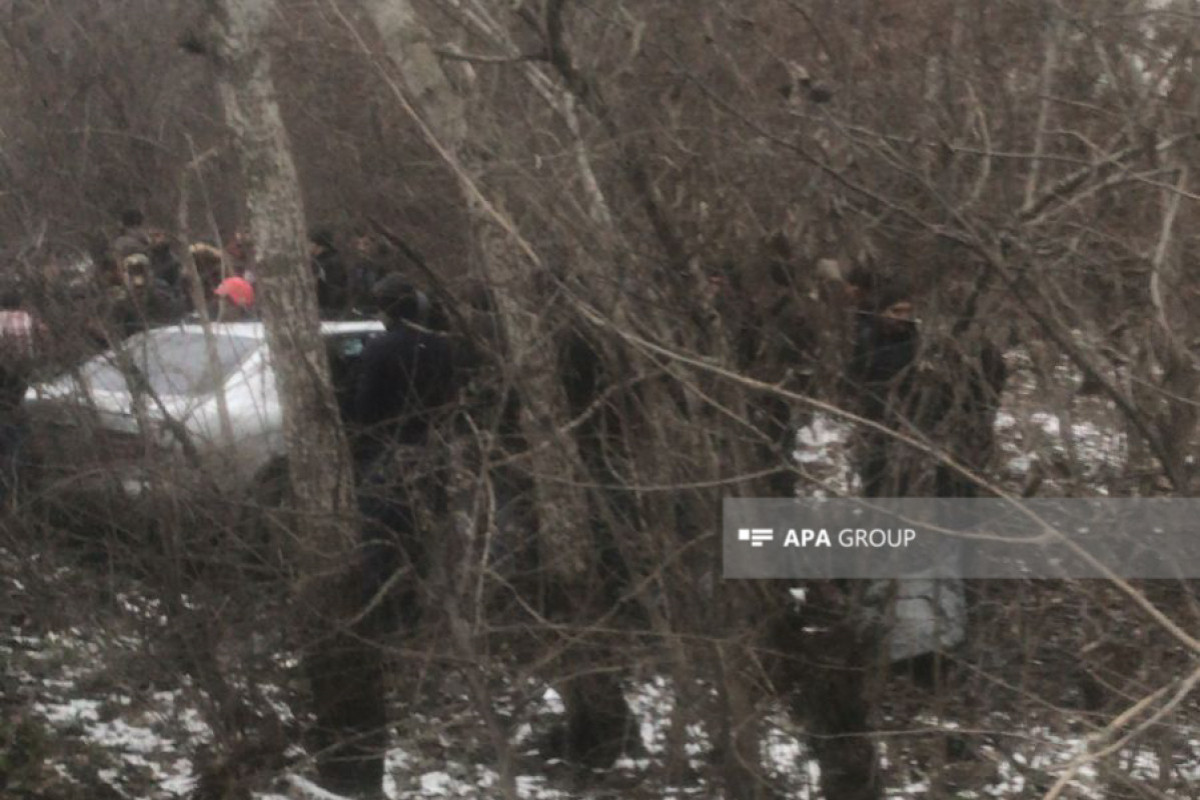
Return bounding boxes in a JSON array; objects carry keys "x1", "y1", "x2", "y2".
[
  {"x1": 0, "y1": 209, "x2": 429, "y2": 507},
  {"x1": 4, "y1": 209, "x2": 403, "y2": 351}
]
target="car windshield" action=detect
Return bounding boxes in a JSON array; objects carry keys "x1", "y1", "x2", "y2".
[{"x1": 81, "y1": 329, "x2": 259, "y2": 398}]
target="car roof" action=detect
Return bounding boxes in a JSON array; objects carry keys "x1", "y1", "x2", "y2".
[{"x1": 169, "y1": 319, "x2": 385, "y2": 340}]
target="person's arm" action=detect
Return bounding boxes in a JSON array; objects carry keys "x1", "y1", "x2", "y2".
[
  {"x1": 354, "y1": 343, "x2": 389, "y2": 429},
  {"x1": 350, "y1": 343, "x2": 390, "y2": 465},
  {"x1": 422, "y1": 337, "x2": 456, "y2": 412},
  {"x1": 847, "y1": 317, "x2": 875, "y2": 384}
]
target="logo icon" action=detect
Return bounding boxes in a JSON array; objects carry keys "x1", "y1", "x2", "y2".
[{"x1": 738, "y1": 528, "x2": 775, "y2": 548}]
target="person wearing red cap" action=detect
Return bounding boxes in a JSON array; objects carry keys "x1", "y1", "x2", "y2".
[{"x1": 214, "y1": 275, "x2": 255, "y2": 321}]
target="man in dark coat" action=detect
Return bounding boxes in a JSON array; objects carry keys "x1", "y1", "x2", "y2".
[
  {"x1": 0, "y1": 287, "x2": 41, "y2": 506},
  {"x1": 845, "y1": 270, "x2": 1006, "y2": 498},
  {"x1": 111, "y1": 254, "x2": 186, "y2": 337},
  {"x1": 842, "y1": 266, "x2": 1007, "y2": 678},
  {"x1": 310, "y1": 227, "x2": 350, "y2": 317},
  {"x1": 110, "y1": 209, "x2": 151, "y2": 267},
  {"x1": 150, "y1": 235, "x2": 182, "y2": 290},
  {"x1": 352, "y1": 276, "x2": 453, "y2": 460},
  {"x1": 350, "y1": 275, "x2": 455, "y2": 625},
  {"x1": 307, "y1": 277, "x2": 454, "y2": 796},
  {"x1": 348, "y1": 233, "x2": 391, "y2": 315},
  {"x1": 846, "y1": 274, "x2": 922, "y2": 497}
]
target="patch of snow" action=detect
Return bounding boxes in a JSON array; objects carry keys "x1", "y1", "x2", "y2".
[
  {"x1": 796, "y1": 414, "x2": 852, "y2": 459},
  {"x1": 795, "y1": 413, "x2": 855, "y2": 495},
  {"x1": 286, "y1": 774, "x2": 355, "y2": 799},
  {"x1": 613, "y1": 754, "x2": 651, "y2": 770},
  {"x1": 516, "y1": 775, "x2": 570, "y2": 799},
  {"x1": 414, "y1": 769, "x2": 481, "y2": 797},
  {"x1": 36, "y1": 697, "x2": 101, "y2": 725},
  {"x1": 1029, "y1": 412, "x2": 1061, "y2": 437},
  {"x1": 87, "y1": 718, "x2": 164, "y2": 753},
  {"x1": 160, "y1": 758, "x2": 198, "y2": 796},
  {"x1": 626, "y1": 676, "x2": 673, "y2": 756},
  {"x1": 1006, "y1": 454, "x2": 1033, "y2": 476},
  {"x1": 540, "y1": 687, "x2": 564, "y2": 715},
  {"x1": 762, "y1": 729, "x2": 804, "y2": 773}
]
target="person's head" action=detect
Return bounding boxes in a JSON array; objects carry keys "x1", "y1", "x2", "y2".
[
  {"x1": 309, "y1": 227, "x2": 335, "y2": 256},
  {"x1": 122, "y1": 254, "x2": 152, "y2": 290},
  {"x1": 844, "y1": 266, "x2": 915, "y2": 333},
  {"x1": 703, "y1": 261, "x2": 739, "y2": 303},
  {"x1": 227, "y1": 230, "x2": 252, "y2": 261},
  {"x1": 215, "y1": 276, "x2": 255, "y2": 320},
  {"x1": 148, "y1": 231, "x2": 173, "y2": 258},
  {"x1": 371, "y1": 274, "x2": 428, "y2": 328},
  {"x1": 189, "y1": 242, "x2": 224, "y2": 283},
  {"x1": 120, "y1": 209, "x2": 145, "y2": 230}
]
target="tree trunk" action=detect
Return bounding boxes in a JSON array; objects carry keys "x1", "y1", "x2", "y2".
[
  {"x1": 362, "y1": 0, "x2": 589, "y2": 583},
  {"x1": 360, "y1": 0, "x2": 629, "y2": 768},
  {"x1": 206, "y1": 1, "x2": 384, "y2": 796}
]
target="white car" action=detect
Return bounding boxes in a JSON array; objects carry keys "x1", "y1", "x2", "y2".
[{"x1": 24, "y1": 320, "x2": 385, "y2": 496}]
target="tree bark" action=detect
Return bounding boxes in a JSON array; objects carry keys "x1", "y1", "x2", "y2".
[
  {"x1": 361, "y1": 0, "x2": 590, "y2": 584},
  {"x1": 358, "y1": 0, "x2": 631, "y2": 769},
  {"x1": 206, "y1": 1, "x2": 384, "y2": 796}
]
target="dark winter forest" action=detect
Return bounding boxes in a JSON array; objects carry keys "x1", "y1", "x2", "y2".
[{"x1": 2, "y1": 1, "x2": 1200, "y2": 798}]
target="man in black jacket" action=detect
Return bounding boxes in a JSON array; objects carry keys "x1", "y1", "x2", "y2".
[
  {"x1": 112, "y1": 254, "x2": 186, "y2": 337},
  {"x1": 310, "y1": 228, "x2": 350, "y2": 318},
  {"x1": 0, "y1": 287, "x2": 39, "y2": 506},
  {"x1": 845, "y1": 270, "x2": 1006, "y2": 498},
  {"x1": 842, "y1": 267, "x2": 1007, "y2": 679},
  {"x1": 352, "y1": 275, "x2": 455, "y2": 629},
  {"x1": 353, "y1": 277, "x2": 452, "y2": 458},
  {"x1": 845, "y1": 272, "x2": 923, "y2": 497},
  {"x1": 309, "y1": 277, "x2": 454, "y2": 795},
  {"x1": 110, "y1": 209, "x2": 150, "y2": 266}
]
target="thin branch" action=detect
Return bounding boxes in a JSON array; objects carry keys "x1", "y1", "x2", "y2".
[
  {"x1": 566, "y1": 291, "x2": 1200, "y2": 658},
  {"x1": 432, "y1": 45, "x2": 544, "y2": 64},
  {"x1": 1018, "y1": 132, "x2": 1197, "y2": 223},
  {"x1": 1041, "y1": 661, "x2": 1200, "y2": 800},
  {"x1": 1024, "y1": 12, "x2": 1062, "y2": 208}
]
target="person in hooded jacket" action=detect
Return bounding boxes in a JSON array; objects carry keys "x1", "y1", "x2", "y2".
[
  {"x1": 303, "y1": 277, "x2": 455, "y2": 795},
  {"x1": 844, "y1": 270, "x2": 923, "y2": 497},
  {"x1": 350, "y1": 275, "x2": 455, "y2": 632},
  {"x1": 147, "y1": 231, "x2": 183, "y2": 295},
  {"x1": 110, "y1": 209, "x2": 151, "y2": 267},
  {"x1": 0, "y1": 287, "x2": 42, "y2": 506},
  {"x1": 844, "y1": 268, "x2": 1006, "y2": 498},
  {"x1": 352, "y1": 276, "x2": 453, "y2": 457},
  {"x1": 310, "y1": 227, "x2": 350, "y2": 317},
  {"x1": 110, "y1": 254, "x2": 185, "y2": 337},
  {"x1": 347, "y1": 233, "x2": 391, "y2": 315}
]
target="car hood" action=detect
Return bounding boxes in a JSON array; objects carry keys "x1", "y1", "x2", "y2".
[{"x1": 25, "y1": 375, "x2": 202, "y2": 433}]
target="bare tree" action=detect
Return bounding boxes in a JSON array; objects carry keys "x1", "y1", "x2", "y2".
[
  {"x1": 205, "y1": 0, "x2": 384, "y2": 796},
  {"x1": 355, "y1": 0, "x2": 640, "y2": 770}
]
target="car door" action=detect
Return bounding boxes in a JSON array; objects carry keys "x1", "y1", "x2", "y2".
[{"x1": 325, "y1": 331, "x2": 382, "y2": 424}]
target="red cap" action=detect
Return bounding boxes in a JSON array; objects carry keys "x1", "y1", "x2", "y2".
[{"x1": 215, "y1": 276, "x2": 255, "y2": 308}]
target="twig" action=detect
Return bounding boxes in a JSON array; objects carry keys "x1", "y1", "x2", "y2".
[{"x1": 1041, "y1": 661, "x2": 1200, "y2": 800}]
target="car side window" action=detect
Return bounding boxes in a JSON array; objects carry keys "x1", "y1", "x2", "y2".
[{"x1": 326, "y1": 333, "x2": 379, "y2": 422}]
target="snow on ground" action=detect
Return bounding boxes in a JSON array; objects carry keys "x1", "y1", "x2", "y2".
[
  {"x1": 991, "y1": 347, "x2": 1134, "y2": 490},
  {"x1": 795, "y1": 413, "x2": 856, "y2": 496},
  {"x1": 7, "y1": 561, "x2": 1200, "y2": 800},
  {"x1": 792, "y1": 349, "x2": 1133, "y2": 496},
  {"x1": 6, "y1": 350, "x2": 1198, "y2": 799}
]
